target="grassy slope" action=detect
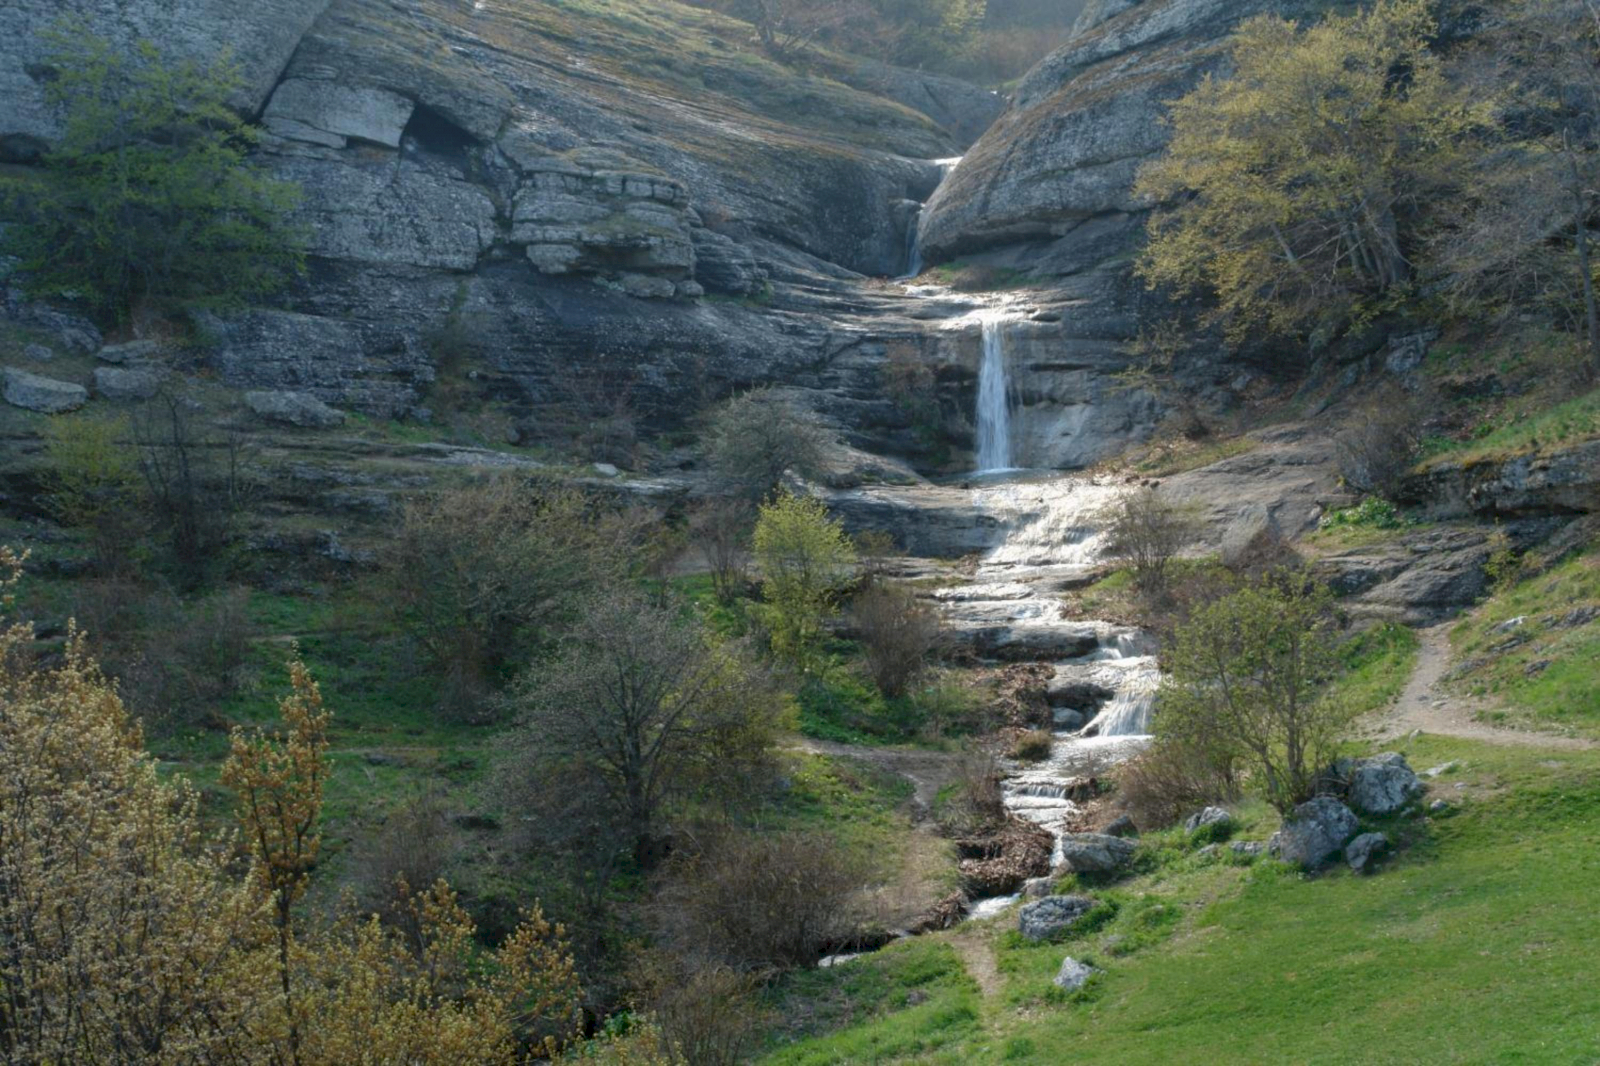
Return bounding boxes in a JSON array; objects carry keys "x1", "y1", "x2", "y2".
[
  {"x1": 760, "y1": 736, "x2": 1600, "y2": 1065},
  {"x1": 1448, "y1": 549, "x2": 1600, "y2": 738}
]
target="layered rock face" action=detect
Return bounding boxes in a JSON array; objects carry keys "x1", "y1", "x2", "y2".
[
  {"x1": 921, "y1": 0, "x2": 1342, "y2": 273},
  {"x1": 0, "y1": 0, "x2": 333, "y2": 161},
  {"x1": 1, "y1": 0, "x2": 1004, "y2": 432}
]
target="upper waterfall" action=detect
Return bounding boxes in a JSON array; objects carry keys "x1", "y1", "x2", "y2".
[{"x1": 976, "y1": 315, "x2": 1014, "y2": 473}]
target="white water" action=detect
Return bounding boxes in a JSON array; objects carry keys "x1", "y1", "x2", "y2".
[{"x1": 975, "y1": 316, "x2": 1014, "y2": 472}]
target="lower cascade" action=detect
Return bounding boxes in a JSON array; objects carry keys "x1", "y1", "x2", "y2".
[{"x1": 975, "y1": 315, "x2": 1014, "y2": 472}]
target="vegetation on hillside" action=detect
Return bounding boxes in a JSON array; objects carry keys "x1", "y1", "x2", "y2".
[
  {"x1": 2, "y1": 27, "x2": 303, "y2": 323},
  {"x1": 1139, "y1": 0, "x2": 1600, "y2": 375}
]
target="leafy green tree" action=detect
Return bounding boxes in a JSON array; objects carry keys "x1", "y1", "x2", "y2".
[
  {"x1": 1135, "y1": 0, "x2": 1489, "y2": 344},
  {"x1": 752, "y1": 491, "x2": 856, "y2": 669},
  {"x1": 4, "y1": 26, "x2": 303, "y2": 321},
  {"x1": 704, "y1": 390, "x2": 833, "y2": 501},
  {"x1": 1158, "y1": 576, "x2": 1348, "y2": 814}
]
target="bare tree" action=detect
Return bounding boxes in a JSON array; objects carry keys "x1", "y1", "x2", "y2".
[
  {"x1": 851, "y1": 580, "x2": 945, "y2": 698},
  {"x1": 689, "y1": 497, "x2": 754, "y2": 604},
  {"x1": 1097, "y1": 488, "x2": 1201, "y2": 596},
  {"x1": 741, "y1": 0, "x2": 876, "y2": 55},
  {"x1": 508, "y1": 591, "x2": 782, "y2": 867}
]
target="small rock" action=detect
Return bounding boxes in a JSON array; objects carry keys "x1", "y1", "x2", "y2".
[
  {"x1": 1196, "y1": 844, "x2": 1220, "y2": 860},
  {"x1": 23, "y1": 343, "x2": 54, "y2": 362},
  {"x1": 1346, "y1": 752, "x2": 1423, "y2": 815},
  {"x1": 1055, "y1": 833, "x2": 1138, "y2": 875},
  {"x1": 1184, "y1": 806, "x2": 1233, "y2": 833},
  {"x1": 1555, "y1": 606, "x2": 1599, "y2": 629},
  {"x1": 1429, "y1": 799, "x2": 1449, "y2": 813},
  {"x1": 1492, "y1": 615, "x2": 1527, "y2": 634},
  {"x1": 1101, "y1": 814, "x2": 1138, "y2": 838},
  {"x1": 245, "y1": 390, "x2": 346, "y2": 429},
  {"x1": 592, "y1": 462, "x2": 620, "y2": 477},
  {"x1": 92, "y1": 366, "x2": 162, "y2": 402},
  {"x1": 1230, "y1": 841, "x2": 1265, "y2": 858},
  {"x1": 2, "y1": 367, "x2": 87, "y2": 413},
  {"x1": 1524, "y1": 659, "x2": 1552, "y2": 677},
  {"x1": 1052, "y1": 956, "x2": 1097, "y2": 992},
  {"x1": 1422, "y1": 761, "x2": 1459, "y2": 779},
  {"x1": 1022, "y1": 877, "x2": 1053, "y2": 899},
  {"x1": 97, "y1": 340, "x2": 162, "y2": 365},
  {"x1": 1345, "y1": 831, "x2": 1389, "y2": 873},
  {"x1": 1272, "y1": 796, "x2": 1359, "y2": 868},
  {"x1": 1018, "y1": 894, "x2": 1096, "y2": 942}
]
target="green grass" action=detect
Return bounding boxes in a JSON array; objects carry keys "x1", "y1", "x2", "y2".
[
  {"x1": 1333, "y1": 622, "x2": 1420, "y2": 718},
  {"x1": 762, "y1": 938, "x2": 983, "y2": 1064},
  {"x1": 1418, "y1": 386, "x2": 1600, "y2": 470},
  {"x1": 764, "y1": 737, "x2": 1600, "y2": 1064},
  {"x1": 1448, "y1": 549, "x2": 1600, "y2": 737}
]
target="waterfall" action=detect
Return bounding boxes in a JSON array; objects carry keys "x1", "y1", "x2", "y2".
[
  {"x1": 902, "y1": 223, "x2": 923, "y2": 279},
  {"x1": 975, "y1": 316, "x2": 1013, "y2": 472}
]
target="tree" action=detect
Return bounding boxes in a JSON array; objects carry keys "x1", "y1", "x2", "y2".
[
  {"x1": 851, "y1": 580, "x2": 945, "y2": 697},
  {"x1": 1157, "y1": 576, "x2": 1349, "y2": 814},
  {"x1": 388, "y1": 478, "x2": 649, "y2": 715},
  {"x1": 1135, "y1": 0, "x2": 1490, "y2": 344},
  {"x1": 704, "y1": 389, "x2": 833, "y2": 500},
  {"x1": 752, "y1": 491, "x2": 857, "y2": 668},
  {"x1": 1434, "y1": 0, "x2": 1600, "y2": 374},
  {"x1": 0, "y1": 552, "x2": 587, "y2": 1064},
  {"x1": 689, "y1": 497, "x2": 755, "y2": 605},
  {"x1": 1097, "y1": 487, "x2": 1200, "y2": 596},
  {"x1": 3, "y1": 26, "x2": 303, "y2": 322},
  {"x1": 509, "y1": 591, "x2": 783, "y2": 868}
]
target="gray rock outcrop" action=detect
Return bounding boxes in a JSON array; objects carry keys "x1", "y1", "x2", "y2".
[
  {"x1": 2, "y1": 367, "x2": 86, "y2": 413},
  {"x1": 1270, "y1": 796, "x2": 1359, "y2": 869},
  {"x1": 1056, "y1": 833, "x2": 1138, "y2": 875},
  {"x1": 1184, "y1": 806, "x2": 1233, "y2": 833},
  {"x1": 93, "y1": 366, "x2": 163, "y2": 402},
  {"x1": 1345, "y1": 831, "x2": 1389, "y2": 873},
  {"x1": 1344, "y1": 753, "x2": 1423, "y2": 816},
  {"x1": 1053, "y1": 956, "x2": 1098, "y2": 992},
  {"x1": 1, "y1": 0, "x2": 333, "y2": 159},
  {"x1": 1019, "y1": 894, "x2": 1098, "y2": 942},
  {"x1": 245, "y1": 390, "x2": 346, "y2": 428}
]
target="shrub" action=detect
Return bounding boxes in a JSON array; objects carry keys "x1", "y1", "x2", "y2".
[
  {"x1": 704, "y1": 390, "x2": 833, "y2": 499},
  {"x1": 1159, "y1": 575, "x2": 1349, "y2": 814},
  {"x1": 1097, "y1": 488, "x2": 1201, "y2": 597},
  {"x1": 689, "y1": 497, "x2": 754, "y2": 604},
  {"x1": 752, "y1": 491, "x2": 856, "y2": 669},
  {"x1": 388, "y1": 477, "x2": 646, "y2": 716},
  {"x1": 1007, "y1": 728, "x2": 1054, "y2": 762},
  {"x1": 4, "y1": 27, "x2": 302, "y2": 322},
  {"x1": 132, "y1": 393, "x2": 254, "y2": 589},
  {"x1": 1112, "y1": 739, "x2": 1241, "y2": 832},
  {"x1": 634, "y1": 957, "x2": 769, "y2": 1066},
  {"x1": 43, "y1": 414, "x2": 143, "y2": 577},
  {"x1": 1321, "y1": 496, "x2": 1412, "y2": 532},
  {"x1": 651, "y1": 829, "x2": 870, "y2": 971},
  {"x1": 508, "y1": 591, "x2": 784, "y2": 868},
  {"x1": 938, "y1": 752, "x2": 1007, "y2": 836},
  {"x1": 851, "y1": 580, "x2": 944, "y2": 697},
  {"x1": 1335, "y1": 399, "x2": 1425, "y2": 498}
]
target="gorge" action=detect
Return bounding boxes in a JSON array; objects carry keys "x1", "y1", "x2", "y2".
[{"x1": 3, "y1": 0, "x2": 1600, "y2": 1061}]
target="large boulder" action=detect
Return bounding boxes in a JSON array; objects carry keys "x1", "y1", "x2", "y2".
[
  {"x1": 245, "y1": 389, "x2": 346, "y2": 428},
  {"x1": 1345, "y1": 753, "x2": 1423, "y2": 816},
  {"x1": 1018, "y1": 894, "x2": 1098, "y2": 942},
  {"x1": 1270, "y1": 796, "x2": 1359, "y2": 869},
  {"x1": 92, "y1": 366, "x2": 163, "y2": 402},
  {"x1": 2, "y1": 367, "x2": 86, "y2": 413},
  {"x1": 1055, "y1": 833, "x2": 1138, "y2": 875}
]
